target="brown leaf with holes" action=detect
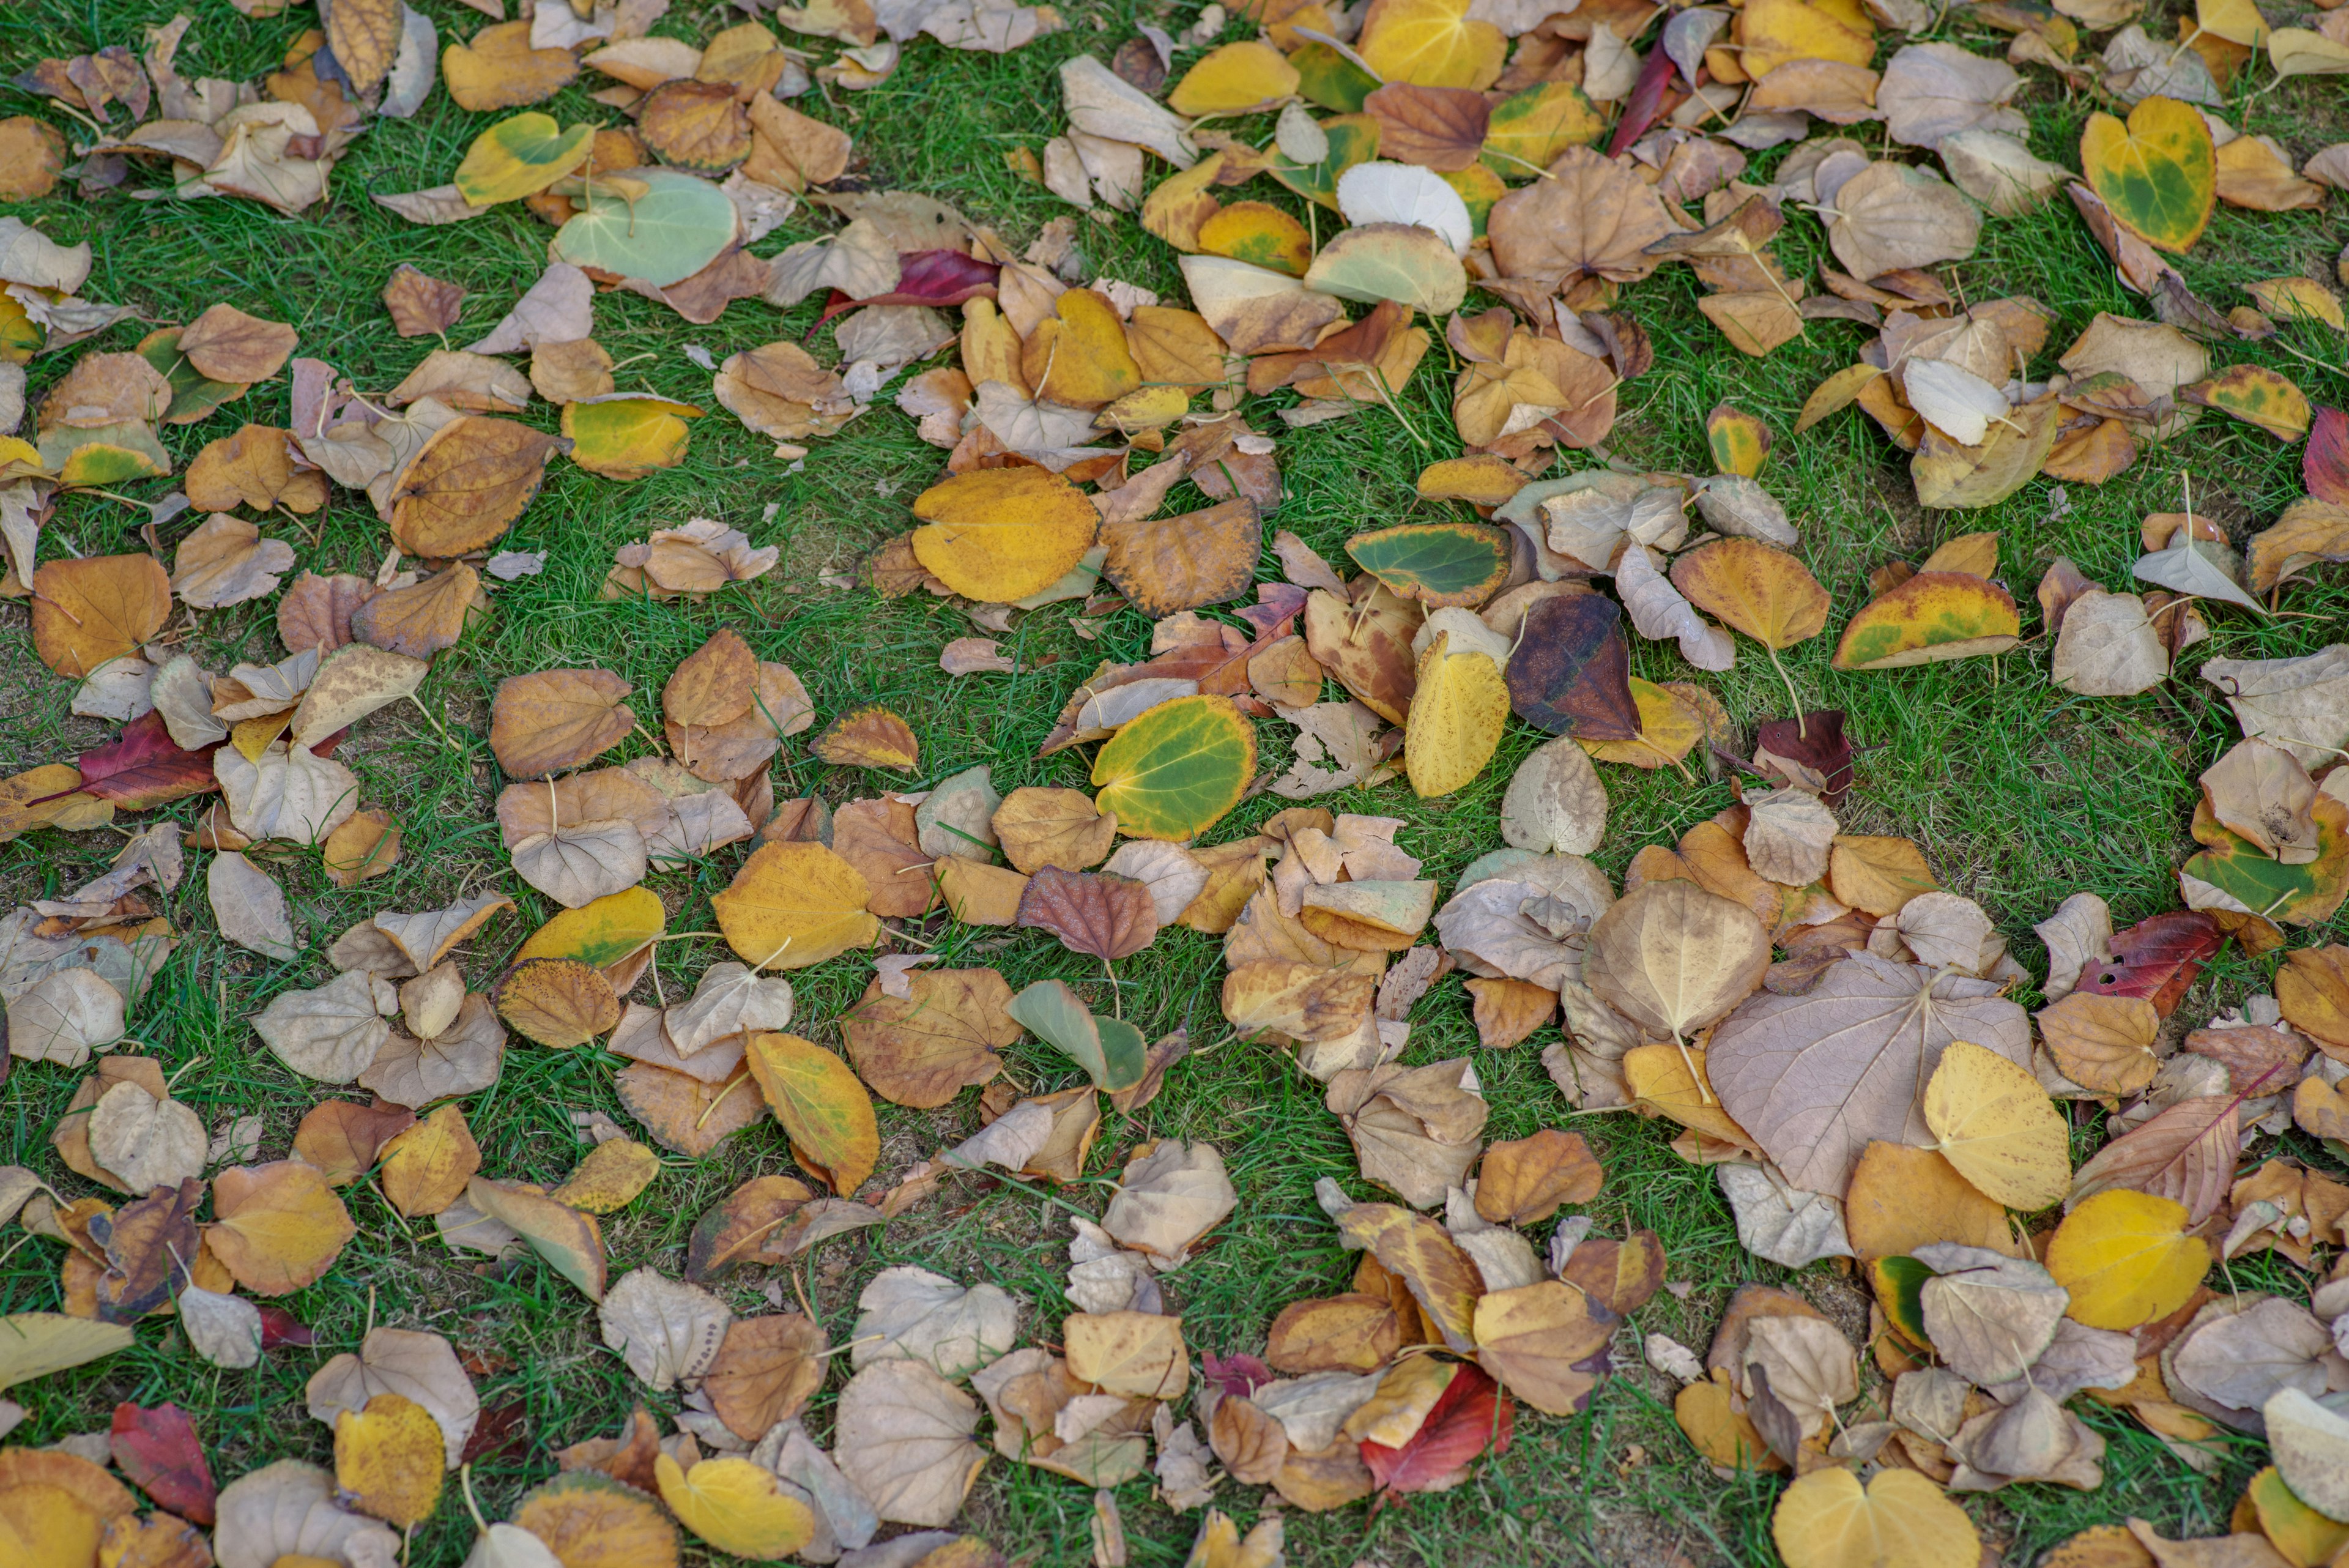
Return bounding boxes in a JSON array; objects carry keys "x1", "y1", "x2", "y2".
[
  {"x1": 1100, "y1": 498, "x2": 1263, "y2": 618},
  {"x1": 177, "y1": 304, "x2": 297, "y2": 383},
  {"x1": 186, "y1": 425, "x2": 330, "y2": 515},
  {"x1": 351, "y1": 563, "x2": 486, "y2": 660},
  {"x1": 490, "y1": 669, "x2": 636, "y2": 778},
  {"x1": 1475, "y1": 1129, "x2": 1603, "y2": 1224},
  {"x1": 390, "y1": 416, "x2": 563, "y2": 559},
  {"x1": 995, "y1": 786, "x2": 1117, "y2": 872},
  {"x1": 384, "y1": 265, "x2": 465, "y2": 338},
  {"x1": 812, "y1": 706, "x2": 921, "y2": 771},
  {"x1": 1016, "y1": 866, "x2": 1159, "y2": 962}
]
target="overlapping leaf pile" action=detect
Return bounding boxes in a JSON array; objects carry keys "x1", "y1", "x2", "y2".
[{"x1": 7, "y1": 0, "x2": 2349, "y2": 1556}]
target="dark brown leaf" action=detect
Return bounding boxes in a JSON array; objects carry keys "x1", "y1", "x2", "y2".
[
  {"x1": 1015, "y1": 866, "x2": 1159, "y2": 962},
  {"x1": 1504, "y1": 593, "x2": 1638, "y2": 740},
  {"x1": 1364, "y1": 83, "x2": 1491, "y2": 172}
]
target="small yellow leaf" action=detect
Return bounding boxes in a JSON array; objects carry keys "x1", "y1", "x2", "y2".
[
  {"x1": 654, "y1": 1454, "x2": 814, "y2": 1561},
  {"x1": 335, "y1": 1392, "x2": 445, "y2": 1528},
  {"x1": 1404, "y1": 633, "x2": 1508, "y2": 798},
  {"x1": 2045, "y1": 1187, "x2": 2211, "y2": 1329},
  {"x1": 1922, "y1": 1040, "x2": 2070, "y2": 1211}
]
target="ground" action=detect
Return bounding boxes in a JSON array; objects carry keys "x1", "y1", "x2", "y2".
[{"x1": 2, "y1": 0, "x2": 2347, "y2": 1564}]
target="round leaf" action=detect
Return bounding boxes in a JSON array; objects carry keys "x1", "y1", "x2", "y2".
[{"x1": 1091, "y1": 694, "x2": 1256, "y2": 841}]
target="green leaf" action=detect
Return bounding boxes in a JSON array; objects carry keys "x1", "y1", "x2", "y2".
[
  {"x1": 1090, "y1": 694, "x2": 1256, "y2": 841},
  {"x1": 38, "y1": 422, "x2": 170, "y2": 487},
  {"x1": 1301, "y1": 222, "x2": 1468, "y2": 316},
  {"x1": 455, "y1": 111, "x2": 596, "y2": 206},
  {"x1": 1006, "y1": 978, "x2": 1147, "y2": 1092},
  {"x1": 1871, "y1": 1257, "x2": 1932, "y2": 1350},
  {"x1": 137, "y1": 327, "x2": 243, "y2": 425},
  {"x1": 552, "y1": 169, "x2": 740, "y2": 289},
  {"x1": 1345, "y1": 522, "x2": 1513, "y2": 608},
  {"x1": 1292, "y1": 43, "x2": 1382, "y2": 113}
]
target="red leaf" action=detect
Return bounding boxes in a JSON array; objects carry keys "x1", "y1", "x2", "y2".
[
  {"x1": 1606, "y1": 45, "x2": 1682, "y2": 159},
  {"x1": 1754, "y1": 710, "x2": 1854, "y2": 804},
  {"x1": 2077, "y1": 911, "x2": 2225, "y2": 1017},
  {"x1": 111, "y1": 1402, "x2": 217, "y2": 1525},
  {"x1": 1203, "y1": 1351, "x2": 1272, "y2": 1402},
  {"x1": 257, "y1": 1305, "x2": 314, "y2": 1348},
  {"x1": 75, "y1": 710, "x2": 220, "y2": 809},
  {"x1": 2307, "y1": 406, "x2": 2349, "y2": 505},
  {"x1": 817, "y1": 249, "x2": 1000, "y2": 325},
  {"x1": 1360, "y1": 1363, "x2": 1515, "y2": 1496},
  {"x1": 1014, "y1": 866, "x2": 1159, "y2": 962},
  {"x1": 460, "y1": 1400, "x2": 530, "y2": 1466}
]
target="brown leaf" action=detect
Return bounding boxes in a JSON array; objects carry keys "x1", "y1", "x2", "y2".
[
  {"x1": 812, "y1": 705, "x2": 921, "y2": 771},
  {"x1": 445, "y1": 21, "x2": 581, "y2": 112},
  {"x1": 616, "y1": 1061, "x2": 766, "y2": 1157},
  {"x1": 1099, "y1": 497, "x2": 1262, "y2": 617},
  {"x1": 292, "y1": 1099, "x2": 416, "y2": 1186},
  {"x1": 41, "y1": 352, "x2": 171, "y2": 428},
  {"x1": 531, "y1": 339, "x2": 616, "y2": 404},
  {"x1": 1211, "y1": 1395, "x2": 1290, "y2": 1484},
  {"x1": 490, "y1": 668, "x2": 636, "y2": 779},
  {"x1": 703, "y1": 1313, "x2": 826, "y2": 1440},
  {"x1": 1475, "y1": 1129, "x2": 1602, "y2": 1224},
  {"x1": 841, "y1": 968, "x2": 1020, "y2": 1108},
  {"x1": 995, "y1": 786, "x2": 1117, "y2": 872},
  {"x1": 178, "y1": 303, "x2": 297, "y2": 382},
  {"x1": 1363, "y1": 83, "x2": 1491, "y2": 172},
  {"x1": 664, "y1": 661, "x2": 812, "y2": 782},
  {"x1": 323, "y1": 0, "x2": 404, "y2": 95},
  {"x1": 1557, "y1": 1229, "x2": 1665, "y2": 1315},
  {"x1": 351, "y1": 562, "x2": 486, "y2": 660},
  {"x1": 1466, "y1": 976, "x2": 1556, "y2": 1049},
  {"x1": 1488, "y1": 146, "x2": 1674, "y2": 294},
  {"x1": 2038, "y1": 991, "x2": 2162, "y2": 1095},
  {"x1": 186, "y1": 426, "x2": 330, "y2": 515},
  {"x1": 31, "y1": 555, "x2": 172, "y2": 678},
  {"x1": 171, "y1": 513, "x2": 299, "y2": 608},
  {"x1": 832, "y1": 796, "x2": 937, "y2": 918},
  {"x1": 639, "y1": 79, "x2": 751, "y2": 172},
  {"x1": 383, "y1": 264, "x2": 464, "y2": 338},
  {"x1": 1265, "y1": 1295, "x2": 1403, "y2": 1375},
  {"x1": 662, "y1": 628, "x2": 757, "y2": 730},
  {"x1": 390, "y1": 415, "x2": 563, "y2": 558},
  {"x1": 94, "y1": 1178, "x2": 202, "y2": 1323},
  {"x1": 278, "y1": 572, "x2": 379, "y2": 655},
  {"x1": 686, "y1": 1175, "x2": 814, "y2": 1282},
  {"x1": 324, "y1": 808, "x2": 403, "y2": 889},
  {"x1": 2067, "y1": 1096, "x2": 2241, "y2": 1225},
  {"x1": 1017, "y1": 866, "x2": 1159, "y2": 962}
]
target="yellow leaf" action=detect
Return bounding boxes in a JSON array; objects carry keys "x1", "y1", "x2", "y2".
[
  {"x1": 455, "y1": 112, "x2": 596, "y2": 206},
  {"x1": 710, "y1": 841, "x2": 882, "y2": 970},
  {"x1": 2199, "y1": 0, "x2": 2269, "y2": 46},
  {"x1": 1197, "y1": 201, "x2": 1315, "y2": 277},
  {"x1": 1167, "y1": 40, "x2": 1301, "y2": 116},
  {"x1": 377, "y1": 1103, "x2": 482, "y2": 1218},
  {"x1": 206, "y1": 1160, "x2": 358, "y2": 1296},
  {"x1": 2080, "y1": 95, "x2": 2216, "y2": 255},
  {"x1": 562, "y1": 395, "x2": 701, "y2": 481},
  {"x1": 1923, "y1": 1039, "x2": 2071, "y2": 1211},
  {"x1": 549, "y1": 1137, "x2": 662, "y2": 1213},
  {"x1": 1356, "y1": 0, "x2": 1506, "y2": 88},
  {"x1": 1020, "y1": 289, "x2": 1143, "y2": 409},
  {"x1": 2045, "y1": 1187, "x2": 2211, "y2": 1329},
  {"x1": 1579, "y1": 678, "x2": 1703, "y2": 770},
  {"x1": 1404, "y1": 633, "x2": 1508, "y2": 798},
  {"x1": 514, "y1": 886, "x2": 667, "y2": 969},
  {"x1": 654, "y1": 1454, "x2": 814, "y2": 1562},
  {"x1": 335, "y1": 1392, "x2": 446, "y2": 1528},
  {"x1": 743, "y1": 1032, "x2": 880, "y2": 1194},
  {"x1": 910, "y1": 466, "x2": 1100, "y2": 602},
  {"x1": 1772, "y1": 1468, "x2": 1978, "y2": 1568}
]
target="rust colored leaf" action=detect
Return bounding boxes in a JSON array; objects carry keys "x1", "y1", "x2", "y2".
[
  {"x1": 292, "y1": 1100, "x2": 417, "y2": 1186},
  {"x1": 110, "y1": 1402, "x2": 216, "y2": 1525},
  {"x1": 76, "y1": 710, "x2": 219, "y2": 808},
  {"x1": 383, "y1": 265, "x2": 465, "y2": 338},
  {"x1": 1364, "y1": 83, "x2": 1491, "y2": 172},
  {"x1": 1015, "y1": 866, "x2": 1160, "y2": 962},
  {"x1": 1359, "y1": 1363, "x2": 1513, "y2": 1497},
  {"x1": 1474, "y1": 1129, "x2": 1602, "y2": 1225},
  {"x1": 2076, "y1": 911, "x2": 2225, "y2": 1017}
]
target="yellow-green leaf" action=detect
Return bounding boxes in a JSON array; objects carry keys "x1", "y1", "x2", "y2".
[
  {"x1": 2183, "y1": 365, "x2": 2310, "y2": 442},
  {"x1": 563, "y1": 395, "x2": 702, "y2": 480},
  {"x1": 743, "y1": 1032, "x2": 879, "y2": 1194},
  {"x1": 1091, "y1": 694, "x2": 1257, "y2": 840},
  {"x1": 513, "y1": 887, "x2": 667, "y2": 969},
  {"x1": 1831, "y1": 571, "x2": 2021, "y2": 671},
  {"x1": 1480, "y1": 82, "x2": 1603, "y2": 177},
  {"x1": 2080, "y1": 95, "x2": 2216, "y2": 255},
  {"x1": 455, "y1": 111, "x2": 596, "y2": 206}
]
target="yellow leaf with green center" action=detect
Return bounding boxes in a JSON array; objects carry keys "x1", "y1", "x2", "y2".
[
  {"x1": 1293, "y1": 42, "x2": 1382, "y2": 112},
  {"x1": 1707, "y1": 405, "x2": 1772, "y2": 476},
  {"x1": 514, "y1": 887, "x2": 667, "y2": 969},
  {"x1": 1271, "y1": 114, "x2": 1381, "y2": 209},
  {"x1": 456, "y1": 112, "x2": 595, "y2": 206},
  {"x1": 1405, "y1": 633, "x2": 1508, "y2": 797},
  {"x1": 2184, "y1": 365, "x2": 2310, "y2": 442},
  {"x1": 1197, "y1": 201, "x2": 1313, "y2": 277},
  {"x1": 2080, "y1": 95, "x2": 2215, "y2": 255},
  {"x1": 1480, "y1": 83, "x2": 1603, "y2": 178},
  {"x1": 1345, "y1": 522, "x2": 1513, "y2": 608},
  {"x1": 1831, "y1": 571, "x2": 2021, "y2": 671},
  {"x1": 743, "y1": 1031, "x2": 878, "y2": 1194},
  {"x1": 39, "y1": 422, "x2": 170, "y2": 487},
  {"x1": 1091, "y1": 694, "x2": 1257, "y2": 839},
  {"x1": 562, "y1": 395, "x2": 702, "y2": 480},
  {"x1": 656, "y1": 1454, "x2": 814, "y2": 1562},
  {"x1": 1168, "y1": 40, "x2": 1301, "y2": 116},
  {"x1": 910, "y1": 466, "x2": 1100, "y2": 602},
  {"x1": 2183, "y1": 791, "x2": 2349, "y2": 928},
  {"x1": 1357, "y1": 0, "x2": 1506, "y2": 88},
  {"x1": 2045, "y1": 1187, "x2": 2210, "y2": 1329}
]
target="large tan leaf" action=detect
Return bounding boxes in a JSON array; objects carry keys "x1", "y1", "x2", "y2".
[
  {"x1": 1486, "y1": 146, "x2": 1674, "y2": 292},
  {"x1": 831, "y1": 1360, "x2": 985, "y2": 1527},
  {"x1": 1708, "y1": 952, "x2": 2032, "y2": 1194},
  {"x1": 1584, "y1": 880, "x2": 1770, "y2": 1044}
]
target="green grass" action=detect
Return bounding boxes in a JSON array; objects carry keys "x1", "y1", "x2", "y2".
[{"x1": 4, "y1": 0, "x2": 2349, "y2": 1563}]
